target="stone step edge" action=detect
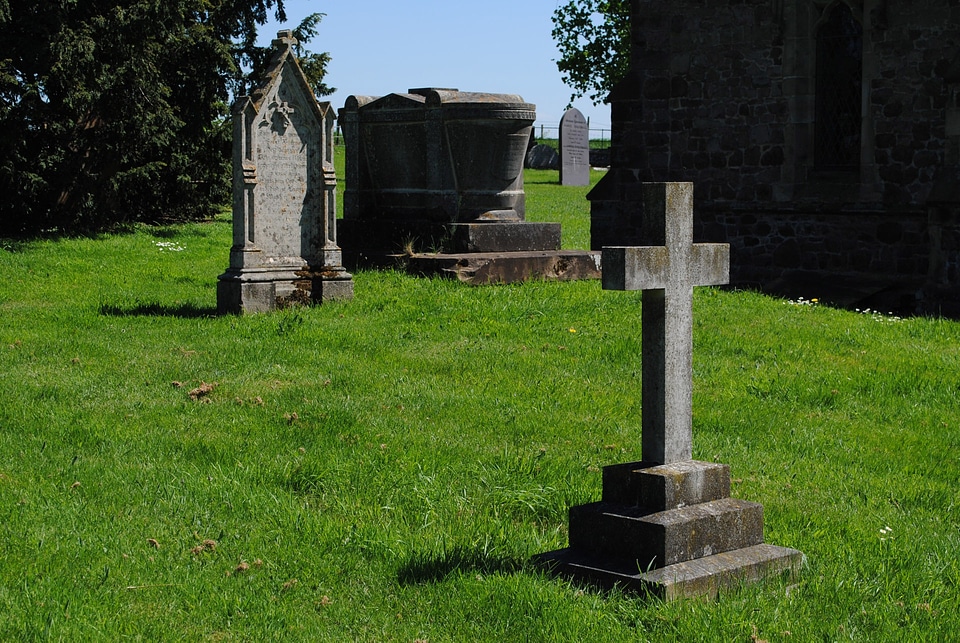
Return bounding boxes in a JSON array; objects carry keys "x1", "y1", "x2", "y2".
[
  {"x1": 533, "y1": 543, "x2": 804, "y2": 600},
  {"x1": 403, "y1": 249, "x2": 601, "y2": 260},
  {"x1": 568, "y1": 497, "x2": 764, "y2": 567},
  {"x1": 405, "y1": 251, "x2": 602, "y2": 284},
  {"x1": 602, "y1": 459, "x2": 732, "y2": 510}
]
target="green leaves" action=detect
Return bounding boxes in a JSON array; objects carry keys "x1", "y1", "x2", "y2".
[
  {"x1": 0, "y1": 0, "x2": 332, "y2": 237},
  {"x1": 551, "y1": 0, "x2": 631, "y2": 106}
]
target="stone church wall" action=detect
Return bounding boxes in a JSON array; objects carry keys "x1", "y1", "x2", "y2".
[{"x1": 592, "y1": 0, "x2": 960, "y2": 311}]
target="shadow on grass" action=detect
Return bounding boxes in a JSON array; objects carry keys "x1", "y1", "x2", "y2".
[
  {"x1": 397, "y1": 545, "x2": 526, "y2": 585},
  {"x1": 525, "y1": 177, "x2": 561, "y2": 185},
  {"x1": 99, "y1": 302, "x2": 218, "y2": 318}
]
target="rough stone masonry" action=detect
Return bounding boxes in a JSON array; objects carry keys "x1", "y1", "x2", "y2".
[{"x1": 590, "y1": 1, "x2": 960, "y2": 314}]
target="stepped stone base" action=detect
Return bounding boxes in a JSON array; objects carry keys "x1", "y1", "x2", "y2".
[
  {"x1": 339, "y1": 219, "x2": 562, "y2": 254},
  {"x1": 568, "y1": 497, "x2": 765, "y2": 567},
  {"x1": 535, "y1": 460, "x2": 803, "y2": 599},
  {"x1": 339, "y1": 216, "x2": 601, "y2": 285}
]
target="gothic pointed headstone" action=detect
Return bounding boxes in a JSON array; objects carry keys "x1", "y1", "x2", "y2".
[
  {"x1": 217, "y1": 31, "x2": 352, "y2": 314},
  {"x1": 535, "y1": 182, "x2": 802, "y2": 599}
]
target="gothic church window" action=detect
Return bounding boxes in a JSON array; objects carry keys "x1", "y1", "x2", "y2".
[{"x1": 814, "y1": 2, "x2": 863, "y2": 170}]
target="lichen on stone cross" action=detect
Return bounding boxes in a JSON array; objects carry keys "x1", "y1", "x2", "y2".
[{"x1": 602, "y1": 182, "x2": 730, "y2": 465}]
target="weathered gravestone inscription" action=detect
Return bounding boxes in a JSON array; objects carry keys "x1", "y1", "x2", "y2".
[
  {"x1": 217, "y1": 31, "x2": 352, "y2": 314},
  {"x1": 559, "y1": 107, "x2": 590, "y2": 186},
  {"x1": 536, "y1": 183, "x2": 802, "y2": 599}
]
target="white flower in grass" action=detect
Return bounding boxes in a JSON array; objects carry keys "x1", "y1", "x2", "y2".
[{"x1": 155, "y1": 241, "x2": 185, "y2": 252}]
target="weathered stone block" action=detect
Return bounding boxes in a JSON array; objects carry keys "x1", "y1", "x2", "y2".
[
  {"x1": 404, "y1": 250, "x2": 601, "y2": 285},
  {"x1": 450, "y1": 222, "x2": 561, "y2": 253},
  {"x1": 601, "y1": 460, "x2": 730, "y2": 509},
  {"x1": 525, "y1": 144, "x2": 559, "y2": 170},
  {"x1": 569, "y1": 498, "x2": 765, "y2": 569}
]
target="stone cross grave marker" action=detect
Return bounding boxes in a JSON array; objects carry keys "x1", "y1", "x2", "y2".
[
  {"x1": 536, "y1": 182, "x2": 802, "y2": 598},
  {"x1": 559, "y1": 107, "x2": 590, "y2": 186},
  {"x1": 601, "y1": 182, "x2": 729, "y2": 464}
]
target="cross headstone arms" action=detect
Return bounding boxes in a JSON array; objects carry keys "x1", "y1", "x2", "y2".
[
  {"x1": 537, "y1": 181, "x2": 802, "y2": 598},
  {"x1": 602, "y1": 182, "x2": 729, "y2": 465}
]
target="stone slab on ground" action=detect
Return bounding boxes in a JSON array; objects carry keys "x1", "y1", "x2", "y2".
[
  {"x1": 402, "y1": 250, "x2": 601, "y2": 285},
  {"x1": 535, "y1": 543, "x2": 803, "y2": 600}
]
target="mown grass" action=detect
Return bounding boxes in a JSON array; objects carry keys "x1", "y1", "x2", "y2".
[
  {"x1": 0, "y1": 172, "x2": 958, "y2": 640},
  {"x1": 523, "y1": 166, "x2": 601, "y2": 250}
]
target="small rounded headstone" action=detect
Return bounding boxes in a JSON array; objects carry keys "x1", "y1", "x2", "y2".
[{"x1": 560, "y1": 107, "x2": 591, "y2": 186}]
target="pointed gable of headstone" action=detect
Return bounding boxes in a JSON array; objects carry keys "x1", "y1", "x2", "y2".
[{"x1": 217, "y1": 30, "x2": 352, "y2": 314}]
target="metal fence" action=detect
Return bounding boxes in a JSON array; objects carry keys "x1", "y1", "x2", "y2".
[{"x1": 533, "y1": 123, "x2": 611, "y2": 147}]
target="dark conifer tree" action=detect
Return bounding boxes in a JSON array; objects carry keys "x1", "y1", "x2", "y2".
[{"x1": 0, "y1": 1, "x2": 331, "y2": 236}]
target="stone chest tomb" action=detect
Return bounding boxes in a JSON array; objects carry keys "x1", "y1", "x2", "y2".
[
  {"x1": 337, "y1": 88, "x2": 563, "y2": 259},
  {"x1": 217, "y1": 31, "x2": 352, "y2": 314}
]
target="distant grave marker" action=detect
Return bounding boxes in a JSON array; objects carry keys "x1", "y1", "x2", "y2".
[
  {"x1": 559, "y1": 107, "x2": 590, "y2": 186},
  {"x1": 525, "y1": 143, "x2": 559, "y2": 170}
]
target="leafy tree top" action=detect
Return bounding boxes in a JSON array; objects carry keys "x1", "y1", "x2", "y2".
[{"x1": 551, "y1": 0, "x2": 630, "y2": 106}]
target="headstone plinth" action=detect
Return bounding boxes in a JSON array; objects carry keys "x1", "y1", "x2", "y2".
[
  {"x1": 535, "y1": 183, "x2": 802, "y2": 598},
  {"x1": 217, "y1": 31, "x2": 353, "y2": 314}
]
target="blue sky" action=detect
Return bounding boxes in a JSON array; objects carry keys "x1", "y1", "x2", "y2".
[{"x1": 255, "y1": 0, "x2": 613, "y2": 134}]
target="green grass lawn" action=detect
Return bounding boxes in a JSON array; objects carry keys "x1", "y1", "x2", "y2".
[{"x1": 0, "y1": 170, "x2": 958, "y2": 640}]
